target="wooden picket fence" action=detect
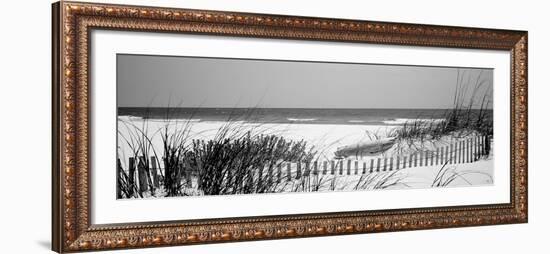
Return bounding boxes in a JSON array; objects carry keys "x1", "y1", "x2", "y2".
[{"x1": 117, "y1": 135, "x2": 490, "y2": 198}]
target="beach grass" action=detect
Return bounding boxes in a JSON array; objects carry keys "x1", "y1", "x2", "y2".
[{"x1": 390, "y1": 69, "x2": 493, "y2": 151}]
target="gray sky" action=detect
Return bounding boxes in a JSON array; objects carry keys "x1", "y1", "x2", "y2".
[{"x1": 117, "y1": 54, "x2": 493, "y2": 109}]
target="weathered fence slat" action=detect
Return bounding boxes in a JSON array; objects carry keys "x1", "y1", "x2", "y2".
[
  {"x1": 128, "y1": 157, "x2": 136, "y2": 196},
  {"x1": 287, "y1": 163, "x2": 292, "y2": 181},
  {"x1": 137, "y1": 156, "x2": 149, "y2": 194},
  {"x1": 445, "y1": 146, "x2": 449, "y2": 164},
  {"x1": 395, "y1": 155, "x2": 401, "y2": 169},
  {"x1": 461, "y1": 140, "x2": 465, "y2": 163},
  {"x1": 435, "y1": 147, "x2": 439, "y2": 165},
  {"x1": 459, "y1": 140, "x2": 463, "y2": 163},
  {"x1": 403, "y1": 156, "x2": 407, "y2": 169},
  {"x1": 150, "y1": 156, "x2": 159, "y2": 188},
  {"x1": 476, "y1": 136, "x2": 481, "y2": 160},
  {"x1": 466, "y1": 138, "x2": 472, "y2": 163},
  {"x1": 296, "y1": 161, "x2": 302, "y2": 179},
  {"x1": 313, "y1": 161, "x2": 318, "y2": 175},
  {"x1": 117, "y1": 158, "x2": 123, "y2": 198},
  {"x1": 481, "y1": 136, "x2": 486, "y2": 156},
  {"x1": 424, "y1": 150, "x2": 429, "y2": 166},
  {"x1": 304, "y1": 161, "x2": 310, "y2": 177},
  {"x1": 473, "y1": 137, "x2": 477, "y2": 161},
  {"x1": 370, "y1": 159, "x2": 374, "y2": 173},
  {"x1": 450, "y1": 145, "x2": 454, "y2": 163},
  {"x1": 454, "y1": 142, "x2": 458, "y2": 164},
  {"x1": 468, "y1": 138, "x2": 474, "y2": 163}
]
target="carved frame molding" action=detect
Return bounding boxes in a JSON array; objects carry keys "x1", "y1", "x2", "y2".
[{"x1": 52, "y1": 1, "x2": 527, "y2": 252}]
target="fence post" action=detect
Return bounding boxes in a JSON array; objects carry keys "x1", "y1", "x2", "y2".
[
  {"x1": 485, "y1": 135, "x2": 490, "y2": 156},
  {"x1": 470, "y1": 138, "x2": 475, "y2": 162},
  {"x1": 304, "y1": 161, "x2": 310, "y2": 177},
  {"x1": 363, "y1": 161, "x2": 367, "y2": 174},
  {"x1": 396, "y1": 156, "x2": 400, "y2": 170},
  {"x1": 354, "y1": 161, "x2": 359, "y2": 175},
  {"x1": 424, "y1": 150, "x2": 429, "y2": 166},
  {"x1": 414, "y1": 153, "x2": 418, "y2": 167},
  {"x1": 445, "y1": 146, "x2": 450, "y2": 164},
  {"x1": 137, "y1": 156, "x2": 149, "y2": 194},
  {"x1": 347, "y1": 160, "x2": 351, "y2": 175},
  {"x1": 479, "y1": 135, "x2": 482, "y2": 160},
  {"x1": 287, "y1": 162, "x2": 292, "y2": 181},
  {"x1": 467, "y1": 138, "x2": 471, "y2": 162},
  {"x1": 339, "y1": 160, "x2": 344, "y2": 175},
  {"x1": 419, "y1": 152, "x2": 423, "y2": 167},
  {"x1": 383, "y1": 158, "x2": 387, "y2": 171},
  {"x1": 377, "y1": 158, "x2": 381, "y2": 172},
  {"x1": 435, "y1": 147, "x2": 439, "y2": 165},
  {"x1": 462, "y1": 140, "x2": 466, "y2": 163},
  {"x1": 117, "y1": 158, "x2": 123, "y2": 199},
  {"x1": 448, "y1": 143, "x2": 453, "y2": 164},
  {"x1": 441, "y1": 147, "x2": 445, "y2": 164},
  {"x1": 458, "y1": 141, "x2": 462, "y2": 163},
  {"x1": 323, "y1": 161, "x2": 328, "y2": 175},
  {"x1": 296, "y1": 161, "x2": 302, "y2": 179},
  {"x1": 476, "y1": 136, "x2": 481, "y2": 160},
  {"x1": 452, "y1": 143, "x2": 456, "y2": 164},
  {"x1": 403, "y1": 156, "x2": 407, "y2": 168},
  {"x1": 480, "y1": 136, "x2": 485, "y2": 156},
  {"x1": 313, "y1": 161, "x2": 318, "y2": 175},
  {"x1": 388, "y1": 157, "x2": 393, "y2": 171},
  {"x1": 454, "y1": 142, "x2": 458, "y2": 164},
  {"x1": 128, "y1": 157, "x2": 136, "y2": 197},
  {"x1": 150, "y1": 156, "x2": 159, "y2": 188},
  {"x1": 370, "y1": 159, "x2": 374, "y2": 173},
  {"x1": 473, "y1": 136, "x2": 477, "y2": 161},
  {"x1": 331, "y1": 161, "x2": 335, "y2": 175},
  {"x1": 465, "y1": 139, "x2": 469, "y2": 163}
]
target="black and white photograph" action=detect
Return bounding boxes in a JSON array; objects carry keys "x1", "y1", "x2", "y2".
[{"x1": 116, "y1": 54, "x2": 494, "y2": 199}]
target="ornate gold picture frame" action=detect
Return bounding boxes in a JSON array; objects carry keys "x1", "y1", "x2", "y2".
[{"x1": 52, "y1": 1, "x2": 527, "y2": 252}]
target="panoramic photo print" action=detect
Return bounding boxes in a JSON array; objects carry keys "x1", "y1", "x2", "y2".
[{"x1": 116, "y1": 54, "x2": 494, "y2": 199}]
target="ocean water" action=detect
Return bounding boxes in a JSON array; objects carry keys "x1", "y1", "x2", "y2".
[{"x1": 118, "y1": 107, "x2": 492, "y2": 126}]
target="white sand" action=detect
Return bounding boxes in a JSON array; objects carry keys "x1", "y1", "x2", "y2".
[
  {"x1": 117, "y1": 116, "x2": 494, "y2": 196},
  {"x1": 117, "y1": 116, "x2": 396, "y2": 161}
]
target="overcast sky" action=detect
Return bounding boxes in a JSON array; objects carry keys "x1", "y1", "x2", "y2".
[{"x1": 117, "y1": 54, "x2": 493, "y2": 109}]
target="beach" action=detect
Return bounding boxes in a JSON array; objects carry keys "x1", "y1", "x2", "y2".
[
  {"x1": 117, "y1": 115, "x2": 397, "y2": 161},
  {"x1": 117, "y1": 113, "x2": 494, "y2": 198}
]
